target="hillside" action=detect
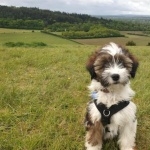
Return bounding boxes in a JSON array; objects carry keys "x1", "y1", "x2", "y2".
[
  {"x1": 95, "y1": 15, "x2": 150, "y2": 31},
  {"x1": 0, "y1": 5, "x2": 100, "y2": 29},
  {"x1": 0, "y1": 5, "x2": 99, "y2": 23},
  {"x1": 0, "y1": 42, "x2": 150, "y2": 149},
  {"x1": 0, "y1": 5, "x2": 150, "y2": 31}
]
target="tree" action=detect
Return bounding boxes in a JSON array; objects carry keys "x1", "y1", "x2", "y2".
[{"x1": 126, "y1": 41, "x2": 136, "y2": 46}]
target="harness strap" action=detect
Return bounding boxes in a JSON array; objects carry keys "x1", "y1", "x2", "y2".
[{"x1": 94, "y1": 100, "x2": 130, "y2": 126}]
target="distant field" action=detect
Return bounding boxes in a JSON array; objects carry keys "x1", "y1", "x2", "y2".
[
  {"x1": 0, "y1": 28, "x2": 78, "y2": 46},
  {"x1": 73, "y1": 31, "x2": 150, "y2": 46},
  {"x1": 0, "y1": 28, "x2": 36, "y2": 33},
  {"x1": 0, "y1": 28, "x2": 150, "y2": 150},
  {"x1": 3, "y1": 28, "x2": 149, "y2": 47}
]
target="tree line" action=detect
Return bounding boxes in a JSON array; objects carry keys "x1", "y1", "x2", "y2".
[
  {"x1": 0, "y1": 18, "x2": 44, "y2": 29},
  {"x1": 1, "y1": 5, "x2": 150, "y2": 31},
  {"x1": 0, "y1": 5, "x2": 99, "y2": 29}
]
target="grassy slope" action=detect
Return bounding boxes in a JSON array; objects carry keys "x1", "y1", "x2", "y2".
[
  {"x1": 0, "y1": 28, "x2": 77, "y2": 46},
  {"x1": 0, "y1": 45, "x2": 90, "y2": 150},
  {"x1": 0, "y1": 29, "x2": 150, "y2": 149},
  {"x1": 0, "y1": 45, "x2": 150, "y2": 150}
]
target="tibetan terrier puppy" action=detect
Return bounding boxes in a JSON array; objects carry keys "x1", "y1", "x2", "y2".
[{"x1": 85, "y1": 42, "x2": 139, "y2": 150}]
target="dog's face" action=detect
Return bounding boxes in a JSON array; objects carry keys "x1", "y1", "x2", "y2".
[
  {"x1": 94, "y1": 53, "x2": 133, "y2": 87},
  {"x1": 86, "y1": 43, "x2": 139, "y2": 87}
]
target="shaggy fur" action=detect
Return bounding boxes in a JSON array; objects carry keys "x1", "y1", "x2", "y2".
[{"x1": 85, "y1": 42, "x2": 139, "y2": 150}]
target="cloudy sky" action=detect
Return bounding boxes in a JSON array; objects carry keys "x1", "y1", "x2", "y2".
[{"x1": 0, "y1": 0, "x2": 150, "y2": 15}]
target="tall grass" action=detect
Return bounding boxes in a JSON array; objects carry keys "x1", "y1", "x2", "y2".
[
  {"x1": 0, "y1": 45, "x2": 91, "y2": 149},
  {"x1": 0, "y1": 44, "x2": 150, "y2": 150}
]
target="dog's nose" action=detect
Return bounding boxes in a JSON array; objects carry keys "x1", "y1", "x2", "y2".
[{"x1": 111, "y1": 74, "x2": 120, "y2": 81}]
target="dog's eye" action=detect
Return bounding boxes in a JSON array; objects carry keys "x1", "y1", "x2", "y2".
[
  {"x1": 115, "y1": 59, "x2": 125, "y2": 67},
  {"x1": 104, "y1": 63, "x2": 110, "y2": 68},
  {"x1": 118, "y1": 62, "x2": 125, "y2": 68}
]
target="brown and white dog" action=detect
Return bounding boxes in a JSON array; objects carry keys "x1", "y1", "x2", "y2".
[{"x1": 85, "y1": 43, "x2": 139, "y2": 150}]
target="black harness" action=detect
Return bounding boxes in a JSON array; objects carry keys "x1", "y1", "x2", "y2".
[{"x1": 94, "y1": 100, "x2": 130, "y2": 126}]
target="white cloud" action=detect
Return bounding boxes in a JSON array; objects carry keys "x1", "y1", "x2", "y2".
[
  {"x1": 76, "y1": 0, "x2": 113, "y2": 5},
  {"x1": 0, "y1": 0, "x2": 150, "y2": 15},
  {"x1": 115, "y1": 0, "x2": 150, "y2": 15}
]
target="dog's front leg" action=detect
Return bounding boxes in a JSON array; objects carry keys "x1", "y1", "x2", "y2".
[
  {"x1": 118, "y1": 119, "x2": 137, "y2": 150},
  {"x1": 85, "y1": 121, "x2": 103, "y2": 150}
]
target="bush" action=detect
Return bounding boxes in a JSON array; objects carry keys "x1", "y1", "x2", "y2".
[
  {"x1": 147, "y1": 42, "x2": 150, "y2": 46},
  {"x1": 4, "y1": 42, "x2": 47, "y2": 47},
  {"x1": 62, "y1": 29, "x2": 124, "y2": 39},
  {"x1": 126, "y1": 41, "x2": 136, "y2": 46},
  {"x1": 16, "y1": 42, "x2": 24, "y2": 47},
  {"x1": 5, "y1": 42, "x2": 16, "y2": 47},
  {"x1": 31, "y1": 42, "x2": 47, "y2": 47}
]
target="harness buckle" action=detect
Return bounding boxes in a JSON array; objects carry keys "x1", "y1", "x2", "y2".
[{"x1": 103, "y1": 109, "x2": 110, "y2": 117}]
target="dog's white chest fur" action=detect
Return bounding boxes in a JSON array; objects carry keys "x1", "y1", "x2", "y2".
[{"x1": 89, "y1": 79, "x2": 135, "y2": 106}]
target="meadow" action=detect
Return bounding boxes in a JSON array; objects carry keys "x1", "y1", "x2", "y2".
[
  {"x1": 74, "y1": 31, "x2": 150, "y2": 46},
  {"x1": 0, "y1": 28, "x2": 78, "y2": 47},
  {"x1": 0, "y1": 28, "x2": 150, "y2": 150}
]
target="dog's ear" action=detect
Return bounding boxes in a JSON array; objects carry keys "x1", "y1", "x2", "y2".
[
  {"x1": 86, "y1": 52, "x2": 97, "y2": 80},
  {"x1": 128, "y1": 54, "x2": 139, "y2": 78},
  {"x1": 122, "y1": 47, "x2": 139, "y2": 78}
]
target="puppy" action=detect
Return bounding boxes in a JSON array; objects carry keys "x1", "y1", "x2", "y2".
[{"x1": 85, "y1": 42, "x2": 139, "y2": 150}]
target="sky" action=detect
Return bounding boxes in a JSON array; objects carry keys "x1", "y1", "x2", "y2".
[{"x1": 0, "y1": 0, "x2": 150, "y2": 16}]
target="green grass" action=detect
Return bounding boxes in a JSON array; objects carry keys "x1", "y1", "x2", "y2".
[
  {"x1": 0, "y1": 28, "x2": 150, "y2": 150},
  {"x1": 0, "y1": 45, "x2": 90, "y2": 150},
  {"x1": 0, "y1": 28, "x2": 78, "y2": 47},
  {"x1": 0, "y1": 28, "x2": 36, "y2": 33},
  {"x1": 0, "y1": 45, "x2": 150, "y2": 150}
]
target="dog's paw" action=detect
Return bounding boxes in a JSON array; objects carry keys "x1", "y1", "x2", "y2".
[
  {"x1": 121, "y1": 148, "x2": 136, "y2": 150},
  {"x1": 85, "y1": 142, "x2": 102, "y2": 150}
]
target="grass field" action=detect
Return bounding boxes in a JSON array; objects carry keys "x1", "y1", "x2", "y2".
[
  {"x1": 0, "y1": 28, "x2": 78, "y2": 47},
  {"x1": 0, "y1": 28, "x2": 150, "y2": 150},
  {"x1": 74, "y1": 31, "x2": 150, "y2": 46}
]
